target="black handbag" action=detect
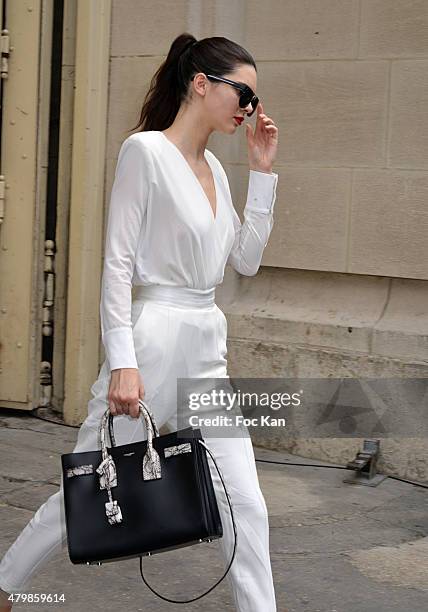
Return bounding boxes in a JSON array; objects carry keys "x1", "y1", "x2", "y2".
[{"x1": 61, "y1": 399, "x2": 237, "y2": 604}]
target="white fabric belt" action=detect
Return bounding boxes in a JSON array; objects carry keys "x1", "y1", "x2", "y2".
[{"x1": 132, "y1": 284, "x2": 216, "y2": 308}]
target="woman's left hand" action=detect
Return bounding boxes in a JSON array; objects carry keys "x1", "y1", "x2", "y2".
[{"x1": 245, "y1": 101, "x2": 278, "y2": 174}]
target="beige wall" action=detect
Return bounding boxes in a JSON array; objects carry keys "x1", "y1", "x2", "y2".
[
  {"x1": 101, "y1": 1, "x2": 428, "y2": 477},
  {"x1": 106, "y1": 0, "x2": 428, "y2": 281}
]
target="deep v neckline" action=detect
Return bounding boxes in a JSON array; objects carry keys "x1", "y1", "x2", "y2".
[{"x1": 159, "y1": 131, "x2": 219, "y2": 221}]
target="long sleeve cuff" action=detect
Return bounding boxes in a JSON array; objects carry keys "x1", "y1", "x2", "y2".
[
  {"x1": 246, "y1": 170, "x2": 279, "y2": 213},
  {"x1": 102, "y1": 327, "x2": 138, "y2": 371}
]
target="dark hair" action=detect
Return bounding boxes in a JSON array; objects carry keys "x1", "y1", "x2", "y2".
[{"x1": 127, "y1": 32, "x2": 256, "y2": 133}]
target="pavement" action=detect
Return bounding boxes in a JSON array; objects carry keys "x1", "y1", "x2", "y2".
[{"x1": 0, "y1": 407, "x2": 428, "y2": 612}]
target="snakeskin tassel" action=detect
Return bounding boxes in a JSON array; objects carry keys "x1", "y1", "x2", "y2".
[
  {"x1": 142, "y1": 444, "x2": 161, "y2": 480},
  {"x1": 96, "y1": 454, "x2": 117, "y2": 489},
  {"x1": 104, "y1": 488, "x2": 122, "y2": 525},
  {"x1": 105, "y1": 500, "x2": 122, "y2": 525}
]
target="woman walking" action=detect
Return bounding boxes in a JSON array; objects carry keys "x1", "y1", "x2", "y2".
[{"x1": 0, "y1": 33, "x2": 279, "y2": 611}]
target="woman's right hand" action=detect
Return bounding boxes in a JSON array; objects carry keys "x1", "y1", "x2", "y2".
[{"x1": 108, "y1": 368, "x2": 145, "y2": 419}]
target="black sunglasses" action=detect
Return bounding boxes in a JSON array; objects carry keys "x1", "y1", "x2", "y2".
[{"x1": 191, "y1": 73, "x2": 259, "y2": 117}]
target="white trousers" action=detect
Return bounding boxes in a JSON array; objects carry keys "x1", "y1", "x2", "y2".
[{"x1": 0, "y1": 285, "x2": 277, "y2": 611}]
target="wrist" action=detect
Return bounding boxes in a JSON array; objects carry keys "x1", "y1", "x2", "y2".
[{"x1": 250, "y1": 166, "x2": 273, "y2": 174}]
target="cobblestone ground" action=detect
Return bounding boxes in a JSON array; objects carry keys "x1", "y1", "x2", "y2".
[{"x1": 1, "y1": 408, "x2": 428, "y2": 612}]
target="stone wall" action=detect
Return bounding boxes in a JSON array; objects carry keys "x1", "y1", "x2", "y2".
[{"x1": 107, "y1": 1, "x2": 428, "y2": 478}]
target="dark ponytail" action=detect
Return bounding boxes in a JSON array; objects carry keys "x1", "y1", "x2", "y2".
[{"x1": 128, "y1": 32, "x2": 256, "y2": 133}]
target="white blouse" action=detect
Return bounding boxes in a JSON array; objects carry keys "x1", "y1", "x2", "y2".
[{"x1": 100, "y1": 130, "x2": 279, "y2": 371}]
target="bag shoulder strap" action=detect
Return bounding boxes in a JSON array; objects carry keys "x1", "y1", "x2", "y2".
[{"x1": 138, "y1": 439, "x2": 238, "y2": 604}]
